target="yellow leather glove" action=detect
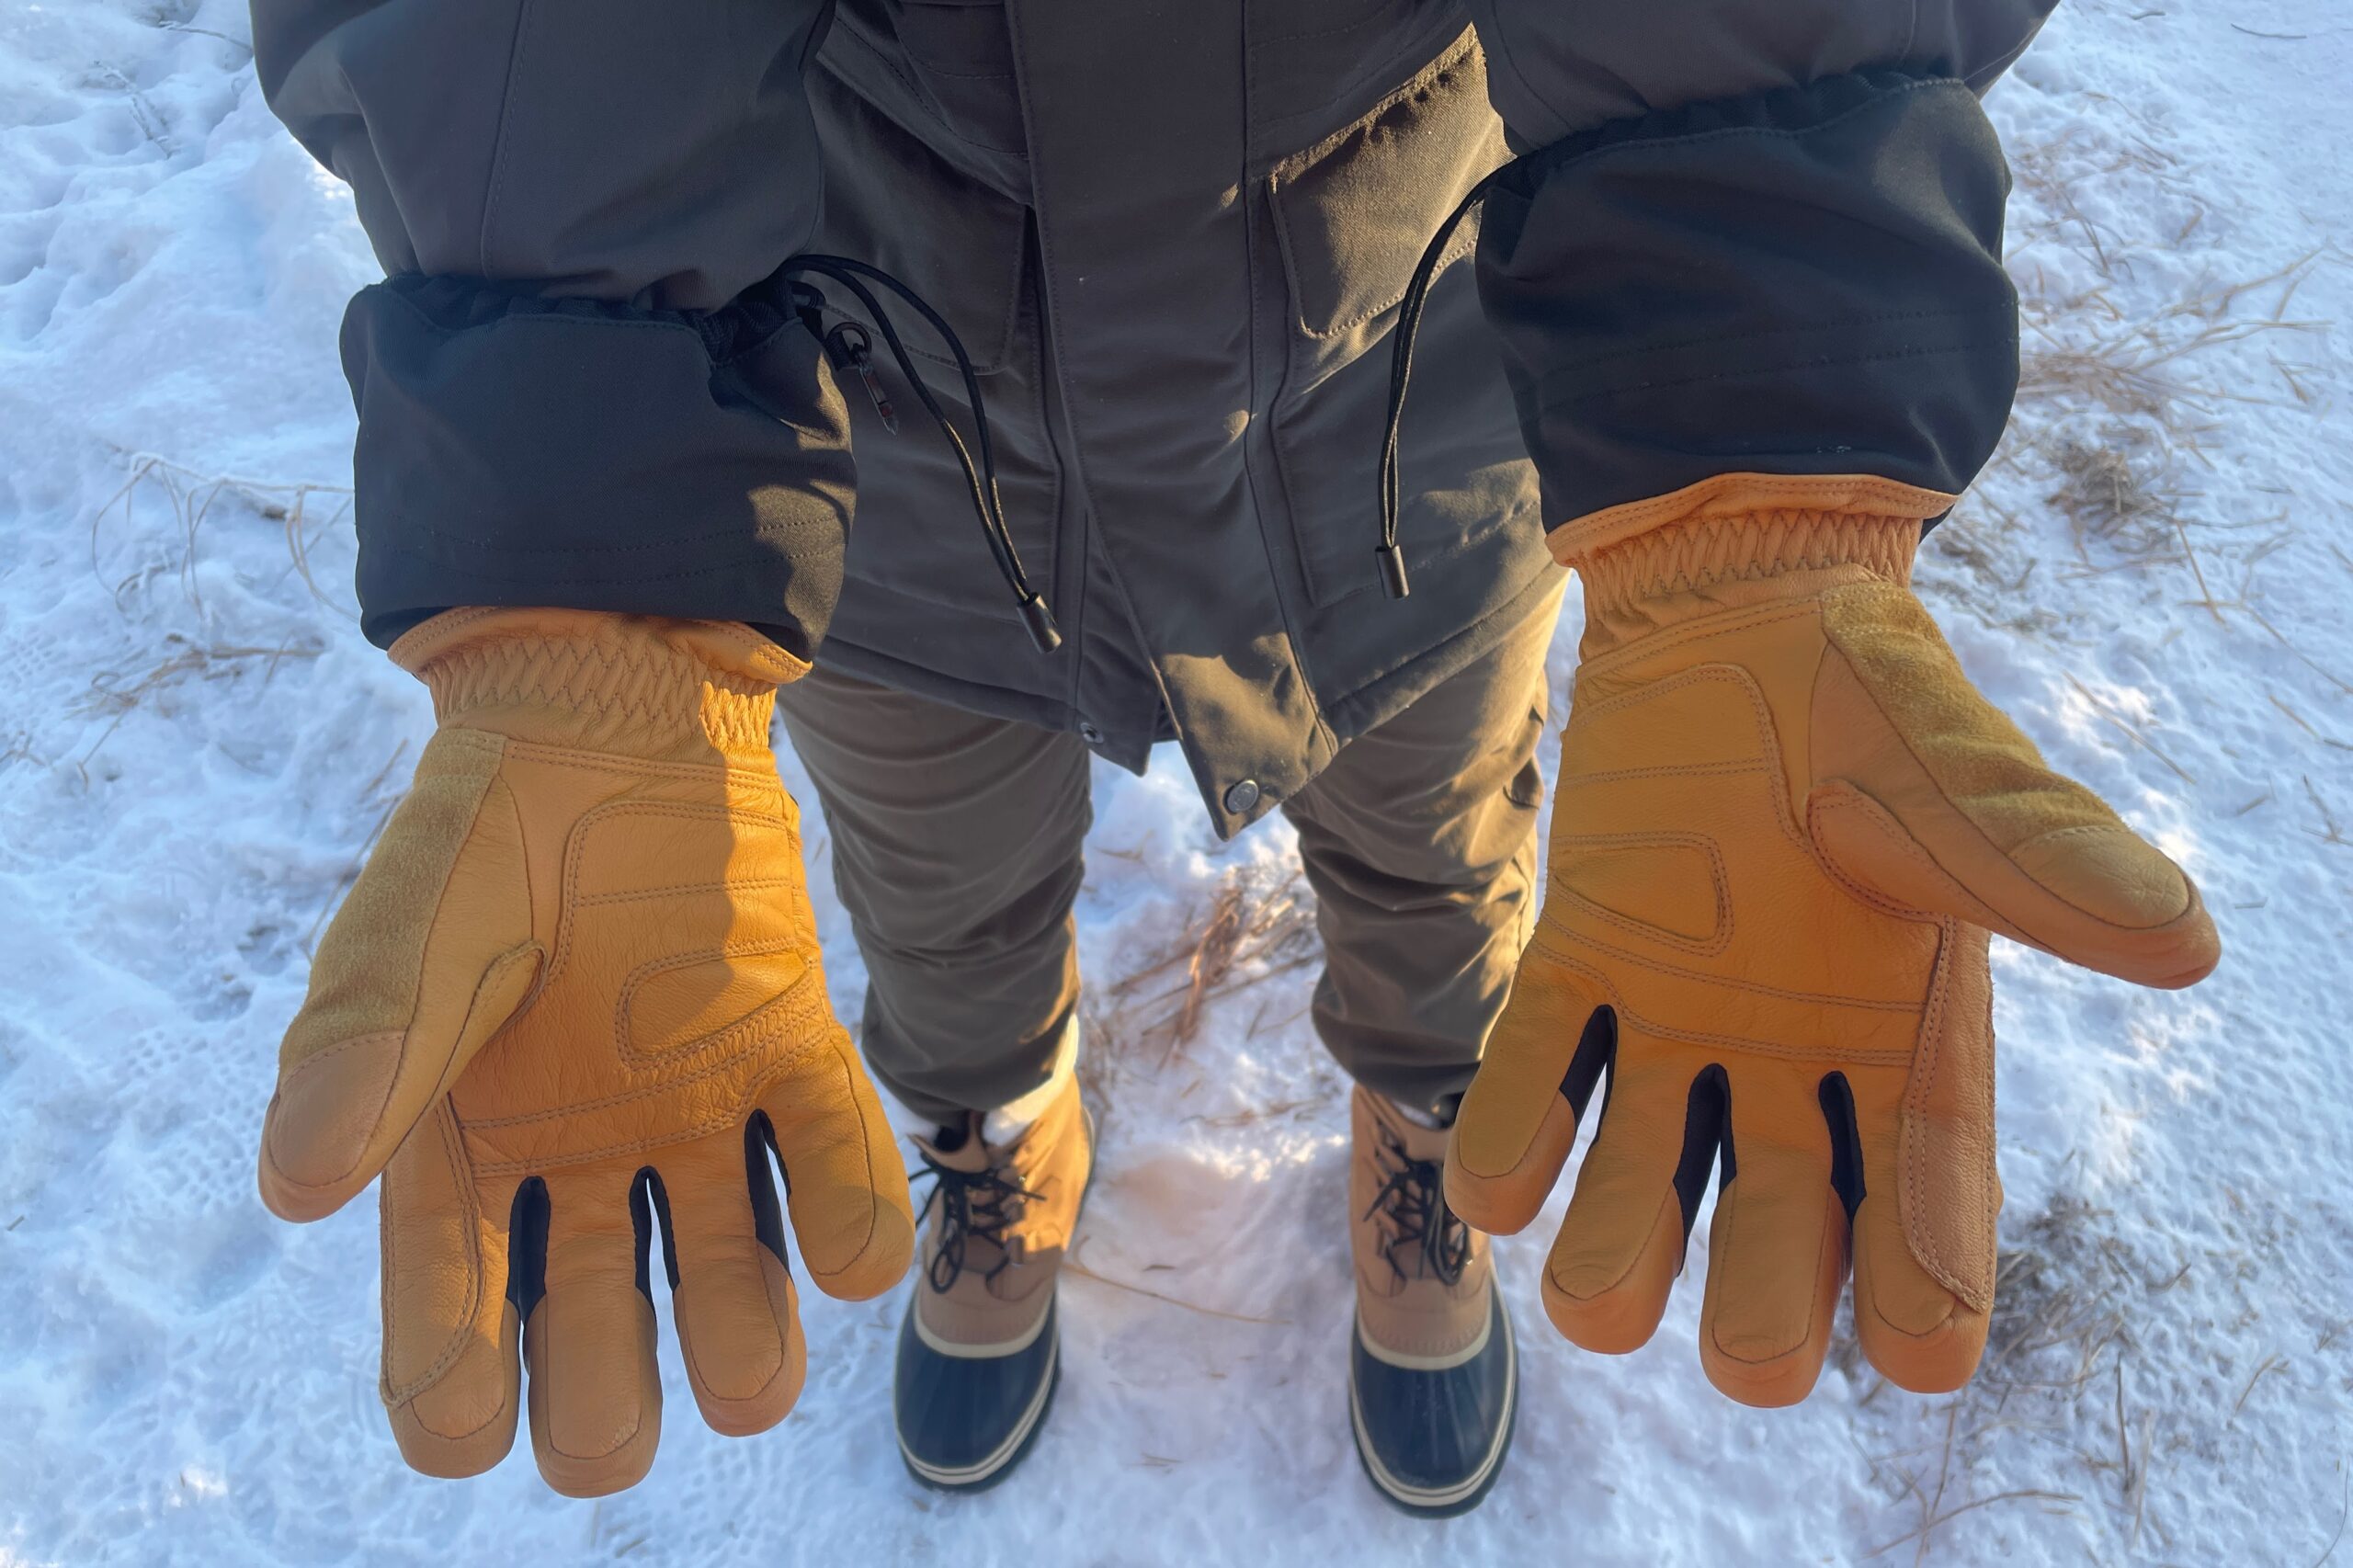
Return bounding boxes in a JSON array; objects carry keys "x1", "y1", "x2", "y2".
[
  {"x1": 257, "y1": 608, "x2": 915, "y2": 1495},
  {"x1": 1448, "y1": 477, "x2": 2220, "y2": 1406}
]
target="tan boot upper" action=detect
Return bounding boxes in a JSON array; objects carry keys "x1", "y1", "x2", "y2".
[
  {"x1": 1352, "y1": 1087, "x2": 1494, "y2": 1367},
  {"x1": 910, "y1": 1075, "x2": 1091, "y2": 1355}
]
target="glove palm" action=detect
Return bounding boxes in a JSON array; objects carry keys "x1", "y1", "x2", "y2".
[
  {"x1": 1449, "y1": 483, "x2": 2219, "y2": 1404},
  {"x1": 258, "y1": 608, "x2": 914, "y2": 1494}
]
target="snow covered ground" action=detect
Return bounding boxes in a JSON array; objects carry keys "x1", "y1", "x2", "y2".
[{"x1": 3, "y1": 1, "x2": 2348, "y2": 1562}]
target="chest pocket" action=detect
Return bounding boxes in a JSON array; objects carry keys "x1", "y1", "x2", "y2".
[
  {"x1": 807, "y1": 59, "x2": 1055, "y2": 623},
  {"x1": 1265, "y1": 30, "x2": 1536, "y2": 607},
  {"x1": 828, "y1": 0, "x2": 1029, "y2": 166}
]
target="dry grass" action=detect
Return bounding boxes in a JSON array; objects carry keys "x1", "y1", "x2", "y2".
[
  {"x1": 2047, "y1": 431, "x2": 2177, "y2": 562},
  {"x1": 1076, "y1": 858, "x2": 1321, "y2": 1141},
  {"x1": 1847, "y1": 1191, "x2": 2143, "y2": 1562},
  {"x1": 70, "y1": 633, "x2": 324, "y2": 774},
  {"x1": 2013, "y1": 261, "x2": 2326, "y2": 425},
  {"x1": 1924, "y1": 106, "x2": 2330, "y2": 640},
  {"x1": 1836, "y1": 1179, "x2": 2343, "y2": 1563},
  {"x1": 1945, "y1": 261, "x2": 2324, "y2": 625},
  {"x1": 93, "y1": 449, "x2": 356, "y2": 620}
]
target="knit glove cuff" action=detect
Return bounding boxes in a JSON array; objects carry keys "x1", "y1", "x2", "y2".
[{"x1": 391, "y1": 608, "x2": 805, "y2": 765}]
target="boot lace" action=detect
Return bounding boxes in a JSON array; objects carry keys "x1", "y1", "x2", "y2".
[
  {"x1": 915, "y1": 1149, "x2": 1033, "y2": 1293},
  {"x1": 1363, "y1": 1129, "x2": 1471, "y2": 1289}
]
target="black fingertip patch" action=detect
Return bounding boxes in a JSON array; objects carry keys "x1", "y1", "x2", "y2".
[
  {"x1": 505, "y1": 1176, "x2": 551, "y2": 1322},
  {"x1": 1673, "y1": 1065, "x2": 1733, "y2": 1245},
  {"x1": 1560, "y1": 1006, "x2": 1618, "y2": 1122},
  {"x1": 1818, "y1": 1073, "x2": 1866, "y2": 1221},
  {"x1": 631, "y1": 1167, "x2": 678, "y2": 1299},
  {"x1": 745, "y1": 1112, "x2": 791, "y2": 1267}
]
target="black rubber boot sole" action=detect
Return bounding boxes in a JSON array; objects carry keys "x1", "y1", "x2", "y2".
[
  {"x1": 1351, "y1": 1391, "x2": 1517, "y2": 1519},
  {"x1": 1348, "y1": 1289, "x2": 1518, "y2": 1518},
  {"x1": 899, "y1": 1353, "x2": 1063, "y2": 1494}
]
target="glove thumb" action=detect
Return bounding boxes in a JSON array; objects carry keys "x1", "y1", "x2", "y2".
[
  {"x1": 1804, "y1": 582, "x2": 2219, "y2": 989},
  {"x1": 259, "y1": 730, "x2": 541, "y2": 1221}
]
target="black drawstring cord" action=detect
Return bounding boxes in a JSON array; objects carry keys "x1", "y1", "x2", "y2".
[
  {"x1": 782, "y1": 255, "x2": 1063, "y2": 654},
  {"x1": 1376, "y1": 164, "x2": 1510, "y2": 603}
]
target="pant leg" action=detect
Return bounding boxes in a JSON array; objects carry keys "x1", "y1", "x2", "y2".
[
  {"x1": 776, "y1": 664, "x2": 1091, "y2": 1123},
  {"x1": 1281, "y1": 578, "x2": 1567, "y2": 1119}
]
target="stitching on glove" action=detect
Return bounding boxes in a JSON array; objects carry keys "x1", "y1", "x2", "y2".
[
  {"x1": 382, "y1": 1102, "x2": 493, "y2": 1412},
  {"x1": 471, "y1": 1027, "x2": 847, "y2": 1180},
  {"x1": 799, "y1": 1039, "x2": 888, "y2": 1280},
  {"x1": 1545, "y1": 828, "x2": 1734, "y2": 958},
  {"x1": 576, "y1": 877, "x2": 805, "y2": 909},
  {"x1": 1570, "y1": 598, "x2": 1820, "y2": 684},
  {"x1": 545, "y1": 1376, "x2": 647, "y2": 1463},
  {"x1": 1900, "y1": 917, "x2": 1963, "y2": 1298},
  {"x1": 1708, "y1": 1175, "x2": 1840, "y2": 1368},
  {"x1": 1524, "y1": 933, "x2": 1915, "y2": 1066},
  {"x1": 1557, "y1": 758, "x2": 1772, "y2": 789},
  {"x1": 264, "y1": 1026, "x2": 422, "y2": 1198},
  {"x1": 1809, "y1": 773, "x2": 2046, "y2": 954},
  {"x1": 1538, "y1": 920, "x2": 1921, "y2": 1017},
  {"x1": 547, "y1": 799, "x2": 797, "y2": 990},
  {"x1": 416, "y1": 726, "x2": 509, "y2": 765},
  {"x1": 1548, "y1": 1186, "x2": 1683, "y2": 1303},
  {"x1": 466, "y1": 1068, "x2": 836, "y2": 1180},
  {"x1": 277, "y1": 1027, "x2": 404, "y2": 1088},
  {"x1": 2015, "y1": 823, "x2": 2135, "y2": 846},
  {"x1": 675, "y1": 1269, "x2": 791, "y2": 1412},
  {"x1": 1572, "y1": 512, "x2": 1917, "y2": 612},
  {"x1": 414, "y1": 625, "x2": 782, "y2": 754},
  {"x1": 499, "y1": 738, "x2": 793, "y2": 792},
  {"x1": 614, "y1": 937, "x2": 817, "y2": 1068},
  {"x1": 1976, "y1": 970, "x2": 2000, "y2": 1278},
  {"x1": 1547, "y1": 474, "x2": 1948, "y2": 560},
  {"x1": 1566, "y1": 662, "x2": 1813, "y2": 855},
  {"x1": 1817, "y1": 601, "x2": 2177, "y2": 940},
  {"x1": 465, "y1": 987, "x2": 836, "y2": 1141},
  {"x1": 1806, "y1": 786, "x2": 1938, "y2": 921}
]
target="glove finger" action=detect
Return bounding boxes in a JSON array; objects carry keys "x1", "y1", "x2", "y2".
[
  {"x1": 654, "y1": 1125, "x2": 807, "y2": 1438},
  {"x1": 1696, "y1": 1067, "x2": 1850, "y2": 1407},
  {"x1": 761, "y1": 1028, "x2": 915, "y2": 1301},
  {"x1": 1851, "y1": 1174, "x2": 1991, "y2": 1394},
  {"x1": 1848, "y1": 928, "x2": 1997, "y2": 1394},
  {"x1": 1446, "y1": 941, "x2": 1608, "y2": 1236},
  {"x1": 379, "y1": 1104, "x2": 523, "y2": 1478},
  {"x1": 523, "y1": 1164, "x2": 664, "y2": 1497},
  {"x1": 1541, "y1": 1040, "x2": 1723, "y2": 1355},
  {"x1": 1812, "y1": 587, "x2": 2219, "y2": 989},
  {"x1": 261, "y1": 732, "x2": 540, "y2": 1221}
]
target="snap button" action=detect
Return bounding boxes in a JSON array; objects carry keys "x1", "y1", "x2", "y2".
[{"x1": 1223, "y1": 778, "x2": 1261, "y2": 813}]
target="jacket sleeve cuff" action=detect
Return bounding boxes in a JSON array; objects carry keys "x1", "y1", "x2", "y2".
[
  {"x1": 343, "y1": 273, "x2": 857, "y2": 662},
  {"x1": 1474, "y1": 69, "x2": 2019, "y2": 532}
]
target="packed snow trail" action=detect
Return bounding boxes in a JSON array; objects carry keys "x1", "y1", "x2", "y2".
[{"x1": 1, "y1": 2, "x2": 2347, "y2": 1562}]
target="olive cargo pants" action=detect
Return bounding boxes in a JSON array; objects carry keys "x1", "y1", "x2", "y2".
[{"x1": 776, "y1": 584, "x2": 1565, "y2": 1125}]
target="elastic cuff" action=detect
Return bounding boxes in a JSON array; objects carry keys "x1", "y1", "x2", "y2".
[
  {"x1": 392, "y1": 607, "x2": 807, "y2": 762},
  {"x1": 1547, "y1": 473, "x2": 1949, "y2": 635},
  {"x1": 1545, "y1": 472, "x2": 1953, "y2": 567}
]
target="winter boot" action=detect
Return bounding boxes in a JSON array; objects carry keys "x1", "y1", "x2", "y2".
[
  {"x1": 1347, "y1": 1085, "x2": 1517, "y2": 1517},
  {"x1": 893, "y1": 1074, "x2": 1091, "y2": 1490}
]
